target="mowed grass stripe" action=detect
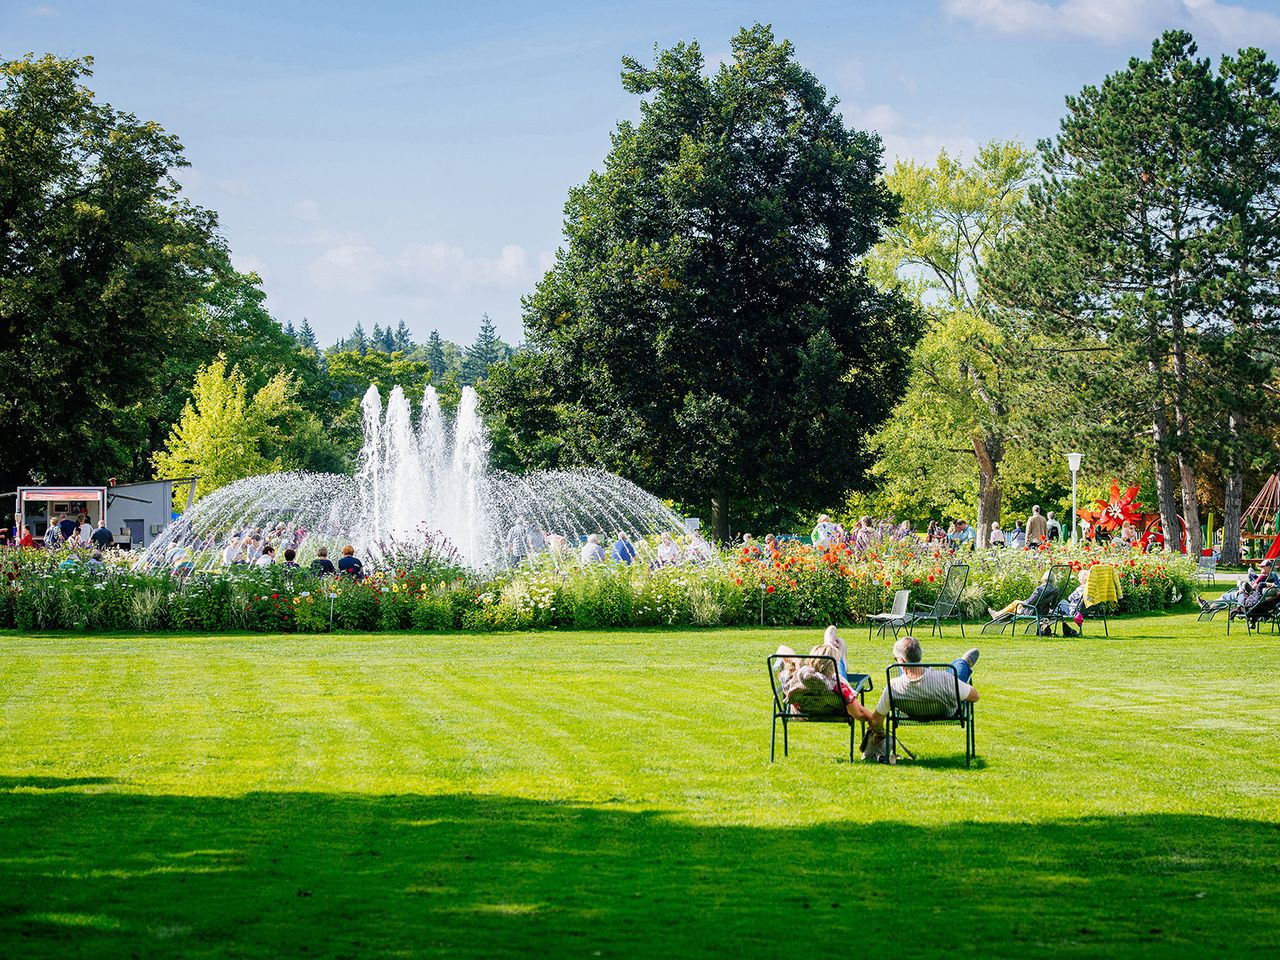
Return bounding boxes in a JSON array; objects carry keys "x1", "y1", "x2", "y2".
[{"x1": 1, "y1": 617, "x2": 1279, "y2": 958}]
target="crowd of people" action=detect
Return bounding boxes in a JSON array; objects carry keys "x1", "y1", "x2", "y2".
[
  {"x1": 0, "y1": 512, "x2": 115, "y2": 552},
  {"x1": 504, "y1": 516, "x2": 714, "y2": 571},
  {"x1": 925, "y1": 505, "x2": 1068, "y2": 551}
]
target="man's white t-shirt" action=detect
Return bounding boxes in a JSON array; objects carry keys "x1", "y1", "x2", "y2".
[{"x1": 874, "y1": 668, "x2": 972, "y2": 716}]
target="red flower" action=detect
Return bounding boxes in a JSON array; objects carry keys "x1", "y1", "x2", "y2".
[
  {"x1": 734, "y1": 577, "x2": 743, "y2": 586},
  {"x1": 927, "y1": 575, "x2": 935, "y2": 583},
  {"x1": 766, "y1": 585, "x2": 776, "y2": 594},
  {"x1": 912, "y1": 577, "x2": 921, "y2": 585},
  {"x1": 271, "y1": 593, "x2": 279, "y2": 599}
]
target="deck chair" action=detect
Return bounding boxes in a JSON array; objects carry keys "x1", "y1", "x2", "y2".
[
  {"x1": 867, "y1": 589, "x2": 911, "y2": 638},
  {"x1": 981, "y1": 564, "x2": 1071, "y2": 636},
  {"x1": 1197, "y1": 554, "x2": 1217, "y2": 585},
  {"x1": 1079, "y1": 563, "x2": 1121, "y2": 637},
  {"x1": 900, "y1": 564, "x2": 969, "y2": 638},
  {"x1": 1243, "y1": 588, "x2": 1280, "y2": 635},
  {"x1": 768, "y1": 655, "x2": 872, "y2": 762},
  {"x1": 882, "y1": 662, "x2": 976, "y2": 768}
]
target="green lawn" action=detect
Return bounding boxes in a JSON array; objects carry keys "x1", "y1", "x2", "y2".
[{"x1": 1, "y1": 606, "x2": 1278, "y2": 958}]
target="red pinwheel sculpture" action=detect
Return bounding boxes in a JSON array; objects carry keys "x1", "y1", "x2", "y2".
[
  {"x1": 1077, "y1": 478, "x2": 1187, "y2": 551},
  {"x1": 1078, "y1": 480, "x2": 1145, "y2": 535}
]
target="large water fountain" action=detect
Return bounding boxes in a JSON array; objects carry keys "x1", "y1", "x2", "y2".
[{"x1": 142, "y1": 384, "x2": 692, "y2": 571}]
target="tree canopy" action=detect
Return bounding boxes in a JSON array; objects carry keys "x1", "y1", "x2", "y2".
[
  {"x1": 485, "y1": 24, "x2": 917, "y2": 538},
  {"x1": 0, "y1": 53, "x2": 219, "y2": 493}
]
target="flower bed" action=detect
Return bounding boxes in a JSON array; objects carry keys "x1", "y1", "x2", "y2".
[{"x1": 0, "y1": 539, "x2": 1197, "y2": 634}]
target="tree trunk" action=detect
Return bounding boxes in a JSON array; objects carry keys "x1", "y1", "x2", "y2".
[
  {"x1": 1222, "y1": 410, "x2": 1244, "y2": 565},
  {"x1": 711, "y1": 487, "x2": 729, "y2": 545},
  {"x1": 1150, "y1": 407, "x2": 1181, "y2": 550},
  {"x1": 1177, "y1": 454, "x2": 1201, "y2": 555},
  {"x1": 973, "y1": 431, "x2": 1003, "y2": 550},
  {"x1": 1147, "y1": 326, "x2": 1182, "y2": 550},
  {"x1": 1170, "y1": 326, "x2": 1201, "y2": 555},
  {"x1": 1223, "y1": 468, "x2": 1244, "y2": 565}
]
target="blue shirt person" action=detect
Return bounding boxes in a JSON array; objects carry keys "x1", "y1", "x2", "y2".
[{"x1": 611, "y1": 533, "x2": 637, "y2": 565}]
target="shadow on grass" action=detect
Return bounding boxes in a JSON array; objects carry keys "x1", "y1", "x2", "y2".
[{"x1": 0, "y1": 790, "x2": 1276, "y2": 959}]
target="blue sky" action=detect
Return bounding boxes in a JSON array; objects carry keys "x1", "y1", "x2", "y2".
[{"x1": 5, "y1": 0, "x2": 1280, "y2": 346}]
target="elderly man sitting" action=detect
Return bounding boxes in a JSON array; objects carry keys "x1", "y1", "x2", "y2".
[
  {"x1": 1200, "y1": 559, "x2": 1280, "y2": 617},
  {"x1": 864, "y1": 636, "x2": 980, "y2": 759}
]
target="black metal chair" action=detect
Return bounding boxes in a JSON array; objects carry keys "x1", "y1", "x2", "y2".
[
  {"x1": 768, "y1": 655, "x2": 872, "y2": 762},
  {"x1": 981, "y1": 564, "x2": 1071, "y2": 636},
  {"x1": 900, "y1": 564, "x2": 969, "y2": 638},
  {"x1": 883, "y1": 662, "x2": 976, "y2": 768}
]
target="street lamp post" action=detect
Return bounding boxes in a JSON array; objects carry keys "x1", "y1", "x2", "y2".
[{"x1": 1067, "y1": 453, "x2": 1083, "y2": 547}]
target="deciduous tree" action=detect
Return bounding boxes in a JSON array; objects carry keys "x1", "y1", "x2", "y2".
[{"x1": 485, "y1": 25, "x2": 916, "y2": 539}]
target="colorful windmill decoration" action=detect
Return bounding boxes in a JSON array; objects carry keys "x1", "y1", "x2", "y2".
[
  {"x1": 1077, "y1": 478, "x2": 1188, "y2": 552},
  {"x1": 1078, "y1": 480, "x2": 1145, "y2": 535}
]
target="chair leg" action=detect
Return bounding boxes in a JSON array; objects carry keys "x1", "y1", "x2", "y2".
[
  {"x1": 782, "y1": 717, "x2": 789, "y2": 757},
  {"x1": 1102, "y1": 607, "x2": 1109, "y2": 638},
  {"x1": 849, "y1": 724, "x2": 855, "y2": 763},
  {"x1": 770, "y1": 714, "x2": 777, "y2": 763},
  {"x1": 958, "y1": 616, "x2": 965, "y2": 638}
]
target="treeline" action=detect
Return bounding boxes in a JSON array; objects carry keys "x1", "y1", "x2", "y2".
[
  {"x1": 855, "y1": 32, "x2": 1280, "y2": 564},
  {"x1": 0, "y1": 52, "x2": 517, "y2": 508},
  {"x1": 8, "y1": 30, "x2": 1280, "y2": 552}
]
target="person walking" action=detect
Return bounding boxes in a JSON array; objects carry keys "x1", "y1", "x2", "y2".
[{"x1": 1026, "y1": 506, "x2": 1049, "y2": 545}]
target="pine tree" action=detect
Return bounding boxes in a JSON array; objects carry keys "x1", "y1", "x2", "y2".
[
  {"x1": 370, "y1": 323, "x2": 385, "y2": 352},
  {"x1": 381, "y1": 325, "x2": 396, "y2": 353},
  {"x1": 425, "y1": 329, "x2": 446, "y2": 380},
  {"x1": 298, "y1": 317, "x2": 318, "y2": 350},
  {"x1": 394, "y1": 319, "x2": 413, "y2": 353},
  {"x1": 284, "y1": 319, "x2": 296, "y2": 341},
  {"x1": 462, "y1": 314, "x2": 503, "y2": 384},
  {"x1": 350, "y1": 321, "x2": 368, "y2": 355}
]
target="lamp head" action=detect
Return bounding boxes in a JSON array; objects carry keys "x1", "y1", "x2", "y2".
[{"x1": 1067, "y1": 452, "x2": 1083, "y2": 473}]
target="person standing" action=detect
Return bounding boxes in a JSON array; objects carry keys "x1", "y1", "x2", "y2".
[
  {"x1": 58, "y1": 513, "x2": 78, "y2": 542},
  {"x1": 989, "y1": 521, "x2": 1006, "y2": 547},
  {"x1": 811, "y1": 514, "x2": 838, "y2": 548},
  {"x1": 91, "y1": 520, "x2": 114, "y2": 550},
  {"x1": 1046, "y1": 512, "x2": 1062, "y2": 541},
  {"x1": 1026, "y1": 506, "x2": 1049, "y2": 545}
]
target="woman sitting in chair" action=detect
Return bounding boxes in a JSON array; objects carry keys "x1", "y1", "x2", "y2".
[
  {"x1": 774, "y1": 626, "x2": 875, "y2": 723},
  {"x1": 987, "y1": 569, "x2": 1058, "y2": 622}
]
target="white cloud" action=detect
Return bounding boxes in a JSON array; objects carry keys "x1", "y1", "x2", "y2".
[
  {"x1": 309, "y1": 241, "x2": 550, "y2": 297},
  {"x1": 26, "y1": 5, "x2": 56, "y2": 17},
  {"x1": 292, "y1": 199, "x2": 322, "y2": 222},
  {"x1": 837, "y1": 59, "x2": 867, "y2": 93},
  {"x1": 943, "y1": 0, "x2": 1280, "y2": 45},
  {"x1": 231, "y1": 253, "x2": 270, "y2": 284},
  {"x1": 842, "y1": 101, "x2": 979, "y2": 165}
]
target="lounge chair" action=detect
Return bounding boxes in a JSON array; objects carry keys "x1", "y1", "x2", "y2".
[
  {"x1": 768, "y1": 654, "x2": 872, "y2": 762},
  {"x1": 899, "y1": 564, "x2": 969, "y2": 638},
  {"x1": 1197, "y1": 554, "x2": 1218, "y2": 585},
  {"x1": 881, "y1": 661, "x2": 976, "y2": 768},
  {"x1": 867, "y1": 589, "x2": 910, "y2": 638}
]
